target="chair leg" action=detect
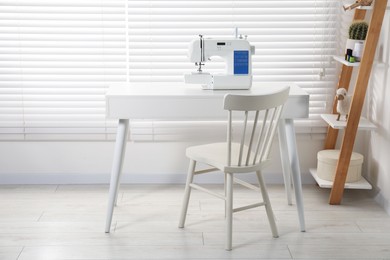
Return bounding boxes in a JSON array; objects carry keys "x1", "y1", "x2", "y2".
[
  {"x1": 225, "y1": 172, "x2": 233, "y2": 251},
  {"x1": 256, "y1": 170, "x2": 279, "y2": 238},
  {"x1": 178, "y1": 159, "x2": 196, "y2": 228},
  {"x1": 224, "y1": 173, "x2": 227, "y2": 218}
]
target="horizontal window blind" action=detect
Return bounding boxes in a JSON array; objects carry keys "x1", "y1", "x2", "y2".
[
  {"x1": 127, "y1": 0, "x2": 340, "y2": 130},
  {"x1": 0, "y1": 0, "x2": 125, "y2": 140},
  {"x1": 0, "y1": 0, "x2": 341, "y2": 140}
]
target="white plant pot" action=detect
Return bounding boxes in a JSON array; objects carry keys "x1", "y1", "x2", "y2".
[{"x1": 345, "y1": 39, "x2": 360, "y2": 52}]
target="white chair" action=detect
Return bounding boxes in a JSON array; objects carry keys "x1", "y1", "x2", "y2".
[{"x1": 178, "y1": 86, "x2": 290, "y2": 250}]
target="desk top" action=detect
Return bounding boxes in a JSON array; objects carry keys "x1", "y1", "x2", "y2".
[
  {"x1": 106, "y1": 82, "x2": 309, "y2": 120},
  {"x1": 107, "y1": 82, "x2": 307, "y2": 98}
]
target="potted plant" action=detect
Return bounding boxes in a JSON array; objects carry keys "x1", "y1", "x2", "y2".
[{"x1": 346, "y1": 20, "x2": 368, "y2": 61}]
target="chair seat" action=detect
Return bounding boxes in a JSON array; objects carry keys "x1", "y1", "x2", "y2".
[{"x1": 186, "y1": 142, "x2": 266, "y2": 173}]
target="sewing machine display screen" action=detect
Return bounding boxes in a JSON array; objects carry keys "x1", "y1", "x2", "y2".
[{"x1": 234, "y1": 51, "x2": 249, "y2": 75}]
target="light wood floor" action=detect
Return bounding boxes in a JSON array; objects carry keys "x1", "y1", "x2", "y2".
[{"x1": 1, "y1": 183, "x2": 390, "y2": 259}]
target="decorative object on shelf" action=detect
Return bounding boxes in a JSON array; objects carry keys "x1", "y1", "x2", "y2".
[
  {"x1": 343, "y1": 0, "x2": 374, "y2": 11},
  {"x1": 345, "y1": 20, "x2": 369, "y2": 62},
  {"x1": 353, "y1": 41, "x2": 364, "y2": 61},
  {"x1": 345, "y1": 49, "x2": 353, "y2": 62},
  {"x1": 336, "y1": 88, "x2": 351, "y2": 121},
  {"x1": 317, "y1": 150, "x2": 363, "y2": 183}
]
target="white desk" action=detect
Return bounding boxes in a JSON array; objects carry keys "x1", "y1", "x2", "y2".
[{"x1": 105, "y1": 82, "x2": 309, "y2": 233}]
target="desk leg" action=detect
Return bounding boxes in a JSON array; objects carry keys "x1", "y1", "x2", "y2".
[
  {"x1": 278, "y1": 120, "x2": 293, "y2": 206},
  {"x1": 105, "y1": 119, "x2": 129, "y2": 233},
  {"x1": 282, "y1": 119, "x2": 306, "y2": 232}
]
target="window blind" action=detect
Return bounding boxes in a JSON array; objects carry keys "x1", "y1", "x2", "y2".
[
  {"x1": 126, "y1": 0, "x2": 340, "y2": 129},
  {"x1": 0, "y1": 0, "x2": 340, "y2": 140},
  {"x1": 0, "y1": 0, "x2": 125, "y2": 140}
]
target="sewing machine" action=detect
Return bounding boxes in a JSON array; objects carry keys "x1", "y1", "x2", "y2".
[{"x1": 184, "y1": 35, "x2": 255, "y2": 90}]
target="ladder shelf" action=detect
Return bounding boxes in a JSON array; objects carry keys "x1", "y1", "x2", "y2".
[{"x1": 321, "y1": 0, "x2": 388, "y2": 204}]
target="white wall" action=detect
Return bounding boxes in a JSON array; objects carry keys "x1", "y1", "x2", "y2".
[
  {"x1": 366, "y1": 10, "x2": 390, "y2": 214},
  {"x1": 0, "y1": 133, "x2": 330, "y2": 185}
]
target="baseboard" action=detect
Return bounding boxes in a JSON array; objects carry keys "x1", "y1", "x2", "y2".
[{"x1": 0, "y1": 172, "x2": 316, "y2": 185}]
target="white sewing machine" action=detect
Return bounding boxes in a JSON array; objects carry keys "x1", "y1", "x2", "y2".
[{"x1": 184, "y1": 34, "x2": 255, "y2": 90}]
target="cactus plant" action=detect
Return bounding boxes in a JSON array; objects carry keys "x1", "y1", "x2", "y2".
[{"x1": 349, "y1": 20, "x2": 368, "y2": 40}]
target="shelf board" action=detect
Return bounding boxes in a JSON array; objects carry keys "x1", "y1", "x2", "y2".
[
  {"x1": 333, "y1": 56, "x2": 360, "y2": 67},
  {"x1": 321, "y1": 114, "x2": 376, "y2": 130},
  {"x1": 310, "y1": 168, "x2": 372, "y2": 189}
]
